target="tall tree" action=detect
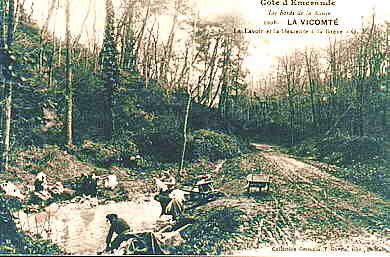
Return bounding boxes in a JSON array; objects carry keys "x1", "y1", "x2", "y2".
[
  {"x1": 99, "y1": 0, "x2": 119, "y2": 140},
  {"x1": 185, "y1": 15, "x2": 248, "y2": 110},
  {"x1": 0, "y1": 0, "x2": 5, "y2": 46},
  {"x1": 65, "y1": 0, "x2": 73, "y2": 146},
  {"x1": 1, "y1": 0, "x2": 16, "y2": 172},
  {"x1": 302, "y1": 47, "x2": 320, "y2": 134},
  {"x1": 117, "y1": 0, "x2": 137, "y2": 72},
  {"x1": 180, "y1": 5, "x2": 198, "y2": 173}
]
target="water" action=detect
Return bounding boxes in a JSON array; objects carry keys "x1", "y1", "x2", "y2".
[{"x1": 15, "y1": 198, "x2": 162, "y2": 255}]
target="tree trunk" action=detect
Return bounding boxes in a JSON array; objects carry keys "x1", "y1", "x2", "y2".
[
  {"x1": 65, "y1": 0, "x2": 73, "y2": 146},
  {"x1": 1, "y1": 0, "x2": 15, "y2": 172},
  {"x1": 2, "y1": 79, "x2": 12, "y2": 171},
  {"x1": 304, "y1": 51, "x2": 317, "y2": 134},
  {"x1": 180, "y1": 95, "x2": 191, "y2": 173},
  {"x1": 100, "y1": 0, "x2": 119, "y2": 140},
  {"x1": 0, "y1": 0, "x2": 4, "y2": 46}
]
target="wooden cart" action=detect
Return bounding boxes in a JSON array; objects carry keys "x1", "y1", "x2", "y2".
[{"x1": 246, "y1": 174, "x2": 270, "y2": 193}]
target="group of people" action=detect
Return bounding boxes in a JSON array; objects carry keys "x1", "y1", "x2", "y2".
[
  {"x1": 77, "y1": 173, "x2": 119, "y2": 196},
  {"x1": 77, "y1": 173, "x2": 98, "y2": 196},
  {"x1": 32, "y1": 171, "x2": 129, "y2": 253},
  {"x1": 102, "y1": 171, "x2": 182, "y2": 253},
  {"x1": 104, "y1": 171, "x2": 184, "y2": 253},
  {"x1": 32, "y1": 170, "x2": 189, "y2": 253}
]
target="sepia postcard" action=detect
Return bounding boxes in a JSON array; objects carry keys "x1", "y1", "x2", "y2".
[{"x1": 0, "y1": 0, "x2": 389, "y2": 256}]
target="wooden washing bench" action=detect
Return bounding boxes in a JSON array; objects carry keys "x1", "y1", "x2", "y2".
[{"x1": 246, "y1": 174, "x2": 270, "y2": 193}]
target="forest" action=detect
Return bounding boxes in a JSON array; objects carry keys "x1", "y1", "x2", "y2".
[{"x1": 0, "y1": 0, "x2": 389, "y2": 255}]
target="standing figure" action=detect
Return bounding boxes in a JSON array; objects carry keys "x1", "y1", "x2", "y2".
[
  {"x1": 104, "y1": 214, "x2": 131, "y2": 253},
  {"x1": 104, "y1": 174, "x2": 118, "y2": 190}
]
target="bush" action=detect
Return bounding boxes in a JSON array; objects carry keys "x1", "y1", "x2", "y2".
[
  {"x1": 339, "y1": 161, "x2": 390, "y2": 199},
  {"x1": 316, "y1": 135, "x2": 386, "y2": 165},
  {"x1": 189, "y1": 130, "x2": 243, "y2": 161},
  {"x1": 174, "y1": 207, "x2": 244, "y2": 255},
  {"x1": 80, "y1": 137, "x2": 139, "y2": 168},
  {"x1": 291, "y1": 135, "x2": 388, "y2": 165},
  {"x1": 21, "y1": 235, "x2": 65, "y2": 255},
  {"x1": 132, "y1": 115, "x2": 185, "y2": 162},
  {"x1": 0, "y1": 195, "x2": 22, "y2": 245},
  {"x1": 291, "y1": 136, "x2": 390, "y2": 199}
]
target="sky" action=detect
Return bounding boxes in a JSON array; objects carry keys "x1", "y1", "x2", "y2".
[{"x1": 24, "y1": 0, "x2": 390, "y2": 77}]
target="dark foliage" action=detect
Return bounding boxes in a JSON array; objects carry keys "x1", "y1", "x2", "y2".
[
  {"x1": 292, "y1": 135, "x2": 388, "y2": 165},
  {"x1": 188, "y1": 129, "x2": 245, "y2": 162},
  {"x1": 174, "y1": 207, "x2": 245, "y2": 255},
  {"x1": 77, "y1": 137, "x2": 139, "y2": 168}
]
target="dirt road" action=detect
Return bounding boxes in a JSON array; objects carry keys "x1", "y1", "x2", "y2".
[{"x1": 226, "y1": 143, "x2": 390, "y2": 254}]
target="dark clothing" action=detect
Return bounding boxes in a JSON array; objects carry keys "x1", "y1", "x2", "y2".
[
  {"x1": 154, "y1": 190, "x2": 173, "y2": 216},
  {"x1": 154, "y1": 189, "x2": 183, "y2": 219},
  {"x1": 34, "y1": 179, "x2": 44, "y2": 192},
  {"x1": 106, "y1": 218, "x2": 131, "y2": 251},
  {"x1": 109, "y1": 232, "x2": 133, "y2": 251},
  {"x1": 79, "y1": 175, "x2": 97, "y2": 196}
]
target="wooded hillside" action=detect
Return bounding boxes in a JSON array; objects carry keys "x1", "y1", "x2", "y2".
[{"x1": 0, "y1": 0, "x2": 389, "y2": 255}]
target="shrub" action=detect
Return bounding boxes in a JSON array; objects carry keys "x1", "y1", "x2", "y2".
[
  {"x1": 0, "y1": 195, "x2": 22, "y2": 244},
  {"x1": 189, "y1": 130, "x2": 243, "y2": 161},
  {"x1": 317, "y1": 135, "x2": 386, "y2": 165},
  {"x1": 174, "y1": 207, "x2": 244, "y2": 255},
  {"x1": 132, "y1": 115, "x2": 184, "y2": 162},
  {"x1": 22, "y1": 235, "x2": 65, "y2": 255},
  {"x1": 80, "y1": 137, "x2": 139, "y2": 168},
  {"x1": 339, "y1": 161, "x2": 390, "y2": 200},
  {"x1": 291, "y1": 135, "x2": 388, "y2": 165}
]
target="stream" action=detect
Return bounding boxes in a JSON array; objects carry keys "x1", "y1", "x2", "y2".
[{"x1": 15, "y1": 197, "x2": 162, "y2": 255}]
